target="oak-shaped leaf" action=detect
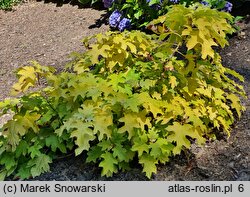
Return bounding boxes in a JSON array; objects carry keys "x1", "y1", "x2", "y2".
[
  {"x1": 99, "y1": 152, "x2": 118, "y2": 177},
  {"x1": 27, "y1": 154, "x2": 52, "y2": 178},
  {"x1": 139, "y1": 153, "x2": 158, "y2": 179},
  {"x1": 167, "y1": 122, "x2": 204, "y2": 155}
]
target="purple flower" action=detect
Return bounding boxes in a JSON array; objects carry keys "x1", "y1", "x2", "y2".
[
  {"x1": 118, "y1": 18, "x2": 131, "y2": 32},
  {"x1": 146, "y1": 0, "x2": 163, "y2": 3},
  {"x1": 200, "y1": 1, "x2": 209, "y2": 6},
  {"x1": 170, "y1": 0, "x2": 179, "y2": 4},
  {"x1": 146, "y1": 0, "x2": 162, "y2": 10},
  {"x1": 103, "y1": 0, "x2": 114, "y2": 8},
  {"x1": 109, "y1": 10, "x2": 122, "y2": 28},
  {"x1": 223, "y1": 1, "x2": 233, "y2": 12}
]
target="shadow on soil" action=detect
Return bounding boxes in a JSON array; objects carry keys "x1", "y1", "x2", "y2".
[
  {"x1": 35, "y1": 0, "x2": 109, "y2": 28},
  {"x1": 36, "y1": 0, "x2": 105, "y2": 10}
]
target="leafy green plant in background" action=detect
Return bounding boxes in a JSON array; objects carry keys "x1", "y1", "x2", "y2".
[
  {"x1": 101, "y1": 0, "x2": 235, "y2": 31},
  {"x1": 200, "y1": 0, "x2": 233, "y2": 11},
  {"x1": 0, "y1": 0, "x2": 21, "y2": 10},
  {"x1": 78, "y1": 0, "x2": 101, "y2": 6},
  {"x1": 0, "y1": 4, "x2": 245, "y2": 180}
]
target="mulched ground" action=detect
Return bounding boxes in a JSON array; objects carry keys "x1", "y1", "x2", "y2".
[{"x1": 0, "y1": 1, "x2": 249, "y2": 181}]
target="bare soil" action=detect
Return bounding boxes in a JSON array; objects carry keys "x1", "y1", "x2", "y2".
[
  {"x1": 0, "y1": 1, "x2": 249, "y2": 181},
  {"x1": 0, "y1": 0, "x2": 108, "y2": 101}
]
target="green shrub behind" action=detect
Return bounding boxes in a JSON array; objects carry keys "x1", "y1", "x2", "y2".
[{"x1": 0, "y1": 0, "x2": 21, "y2": 10}]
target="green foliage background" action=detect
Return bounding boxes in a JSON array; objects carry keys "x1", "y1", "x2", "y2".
[{"x1": 0, "y1": 0, "x2": 21, "y2": 10}]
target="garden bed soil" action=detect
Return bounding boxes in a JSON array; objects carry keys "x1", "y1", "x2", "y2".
[{"x1": 0, "y1": 1, "x2": 249, "y2": 181}]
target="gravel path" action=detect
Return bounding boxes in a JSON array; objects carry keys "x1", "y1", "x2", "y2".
[{"x1": 0, "y1": 1, "x2": 108, "y2": 101}]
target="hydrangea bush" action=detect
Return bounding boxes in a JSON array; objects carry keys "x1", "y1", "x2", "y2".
[
  {"x1": 104, "y1": 0, "x2": 235, "y2": 31},
  {"x1": 199, "y1": 0, "x2": 233, "y2": 12},
  {"x1": 103, "y1": 0, "x2": 114, "y2": 8},
  {"x1": 76, "y1": 0, "x2": 236, "y2": 31}
]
